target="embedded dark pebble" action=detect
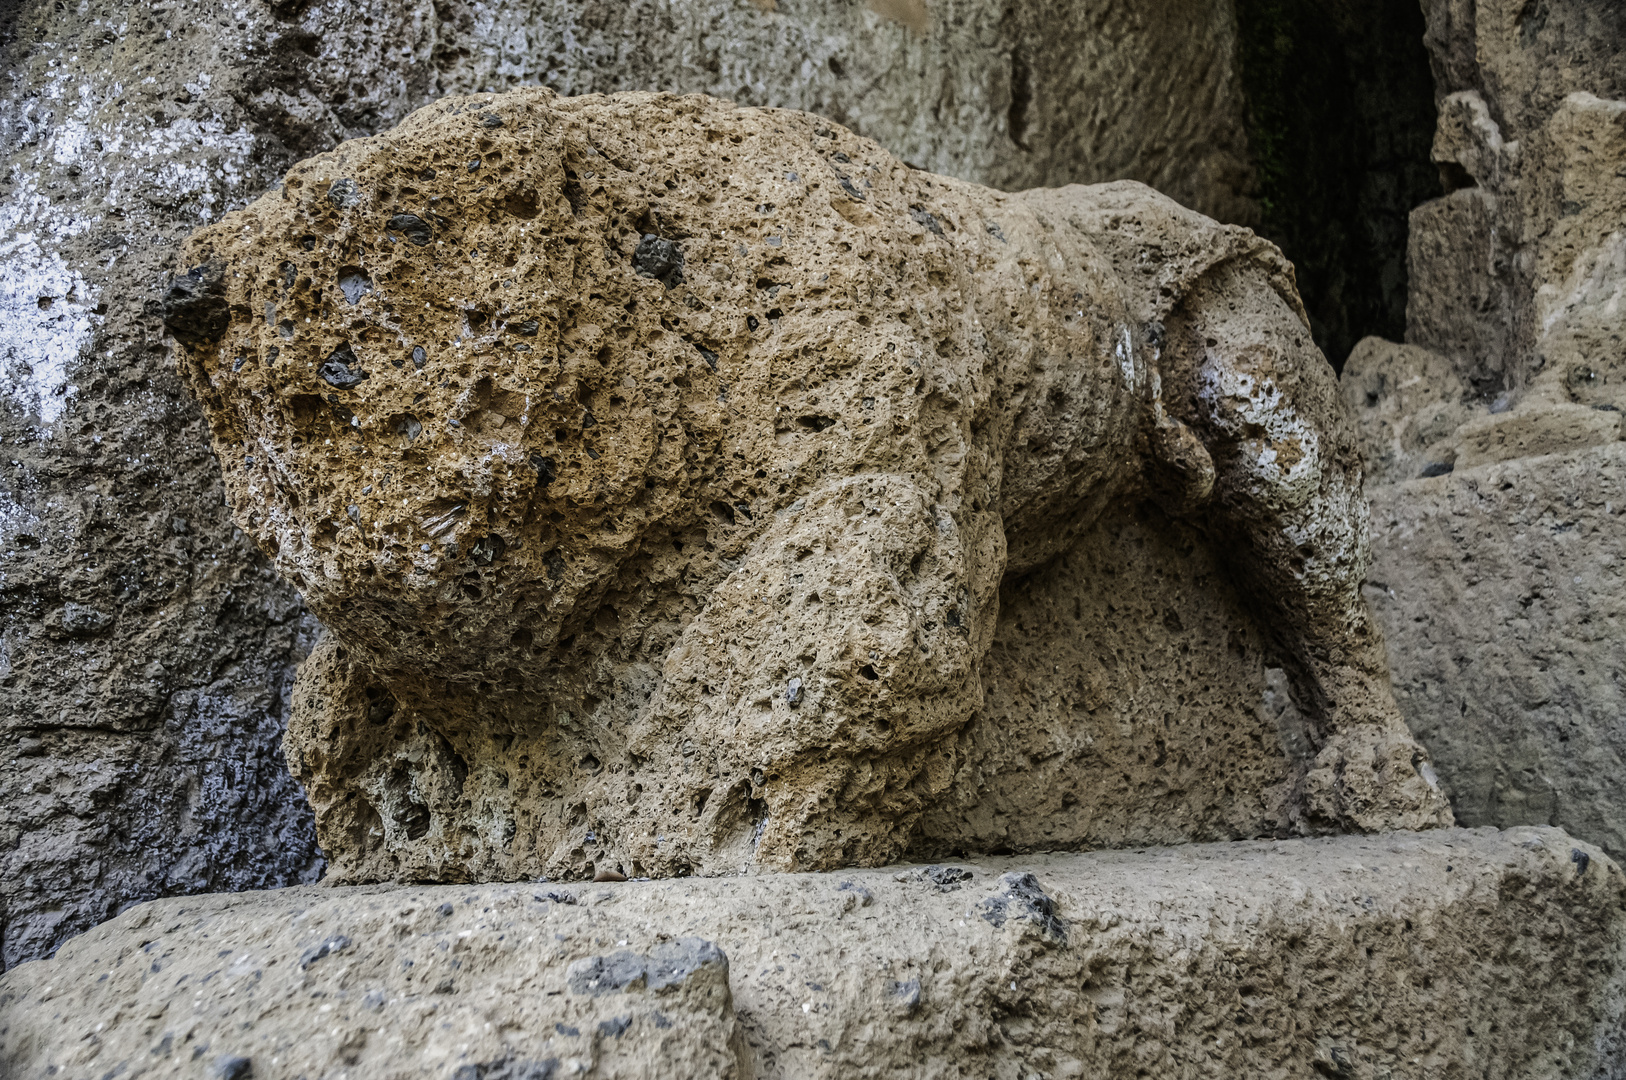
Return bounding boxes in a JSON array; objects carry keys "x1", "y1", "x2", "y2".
[
  {"x1": 888, "y1": 977, "x2": 921, "y2": 1013},
  {"x1": 327, "y1": 178, "x2": 362, "y2": 208},
  {"x1": 279, "y1": 260, "x2": 296, "y2": 287},
  {"x1": 481, "y1": 113, "x2": 505, "y2": 128},
  {"x1": 597, "y1": 1016, "x2": 632, "y2": 1039},
  {"x1": 468, "y1": 159, "x2": 482, "y2": 172},
  {"x1": 909, "y1": 207, "x2": 943, "y2": 235},
  {"x1": 387, "y1": 213, "x2": 434, "y2": 246},
  {"x1": 412, "y1": 345, "x2": 427, "y2": 368},
  {"x1": 838, "y1": 175, "x2": 865, "y2": 201},
  {"x1": 214, "y1": 1056, "x2": 253, "y2": 1080},
  {"x1": 530, "y1": 454, "x2": 558, "y2": 487},
  {"x1": 319, "y1": 344, "x2": 369, "y2": 389},
  {"x1": 746, "y1": 315, "x2": 760, "y2": 332},
  {"x1": 567, "y1": 939, "x2": 727, "y2": 998},
  {"x1": 924, "y1": 865, "x2": 972, "y2": 891},
  {"x1": 451, "y1": 1055, "x2": 560, "y2": 1080},
  {"x1": 472, "y1": 534, "x2": 506, "y2": 564},
  {"x1": 985, "y1": 221, "x2": 1006, "y2": 242},
  {"x1": 697, "y1": 346, "x2": 719, "y2": 369},
  {"x1": 631, "y1": 234, "x2": 684, "y2": 287},
  {"x1": 1574, "y1": 848, "x2": 1591, "y2": 875},
  {"x1": 161, "y1": 259, "x2": 230, "y2": 346},
  {"x1": 512, "y1": 318, "x2": 539, "y2": 336},
  {"x1": 299, "y1": 934, "x2": 352, "y2": 969},
  {"x1": 554, "y1": 1023, "x2": 579, "y2": 1036},
  {"x1": 976, "y1": 871, "x2": 1068, "y2": 942},
  {"x1": 1419, "y1": 462, "x2": 1455, "y2": 478},
  {"x1": 438, "y1": 902, "x2": 455, "y2": 916},
  {"x1": 338, "y1": 268, "x2": 373, "y2": 305}
]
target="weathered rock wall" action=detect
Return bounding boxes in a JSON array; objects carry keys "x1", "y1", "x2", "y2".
[
  {"x1": 0, "y1": 0, "x2": 1259, "y2": 968},
  {"x1": 1366, "y1": 446, "x2": 1626, "y2": 859},
  {"x1": 4, "y1": 828, "x2": 1622, "y2": 1080},
  {"x1": 1343, "y1": 0, "x2": 1626, "y2": 856}
]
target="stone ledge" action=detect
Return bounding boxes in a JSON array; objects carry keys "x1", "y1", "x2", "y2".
[{"x1": 2, "y1": 828, "x2": 1622, "y2": 1079}]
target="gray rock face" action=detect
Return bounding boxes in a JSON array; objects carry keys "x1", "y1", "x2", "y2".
[
  {"x1": 1339, "y1": 337, "x2": 1472, "y2": 486},
  {"x1": 1368, "y1": 445, "x2": 1626, "y2": 860},
  {"x1": 1345, "y1": 0, "x2": 1626, "y2": 862},
  {"x1": 2, "y1": 828, "x2": 1622, "y2": 1079},
  {"x1": 0, "y1": 0, "x2": 1256, "y2": 968}
]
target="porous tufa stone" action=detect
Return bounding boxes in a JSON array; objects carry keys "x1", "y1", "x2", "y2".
[{"x1": 172, "y1": 90, "x2": 1450, "y2": 883}]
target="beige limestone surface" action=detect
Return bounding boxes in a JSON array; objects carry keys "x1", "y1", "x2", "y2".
[
  {"x1": 169, "y1": 89, "x2": 1448, "y2": 884},
  {"x1": 2, "y1": 828, "x2": 1621, "y2": 1080}
]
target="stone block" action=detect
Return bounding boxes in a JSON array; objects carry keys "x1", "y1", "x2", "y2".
[
  {"x1": 1367, "y1": 444, "x2": 1626, "y2": 859},
  {"x1": 2, "y1": 829, "x2": 1620, "y2": 1078}
]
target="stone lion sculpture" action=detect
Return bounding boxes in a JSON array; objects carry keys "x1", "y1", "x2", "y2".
[{"x1": 168, "y1": 90, "x2": 1449, "y2": 883}]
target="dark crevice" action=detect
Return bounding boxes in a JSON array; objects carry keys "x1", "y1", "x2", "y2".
[
  {"x1": 1007, "y1": 50, "x2": 1033, "y2": 152},
  {"x1": 1235, "y1": 0, "x2": 1442, "y2": 370}
]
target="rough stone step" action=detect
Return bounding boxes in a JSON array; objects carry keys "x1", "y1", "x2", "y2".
[{"x1": 2, "y1": 827, "x2": 1621, "y2": 1079}]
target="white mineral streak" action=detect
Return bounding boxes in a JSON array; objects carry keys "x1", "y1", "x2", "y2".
[
  {"x1": 0, "y1": 196, "x2": 95, "y2": 429},
  {"x1": 1, "y1": 67, "x2": 100, "y2": 430},
  {"x1": 2, "y1": 49, "x2": 261, "y2": 432}
]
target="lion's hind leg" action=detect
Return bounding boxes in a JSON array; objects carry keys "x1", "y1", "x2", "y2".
[{"x1": 1158, "y1": 259, "x2": 1453, "y2": 833}]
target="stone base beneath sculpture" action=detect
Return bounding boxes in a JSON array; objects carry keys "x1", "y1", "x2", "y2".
[{"x1": 3, "y1": 828, "x2": 1621, "y2": 1079}]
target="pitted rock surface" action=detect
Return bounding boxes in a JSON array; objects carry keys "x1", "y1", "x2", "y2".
[
  {"x1": 2, "y1": 829, "x2": 1621, "y2": 1079},
  {"x1": 174, "y1": 90, "x2": 1448, "y2": 883}
]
